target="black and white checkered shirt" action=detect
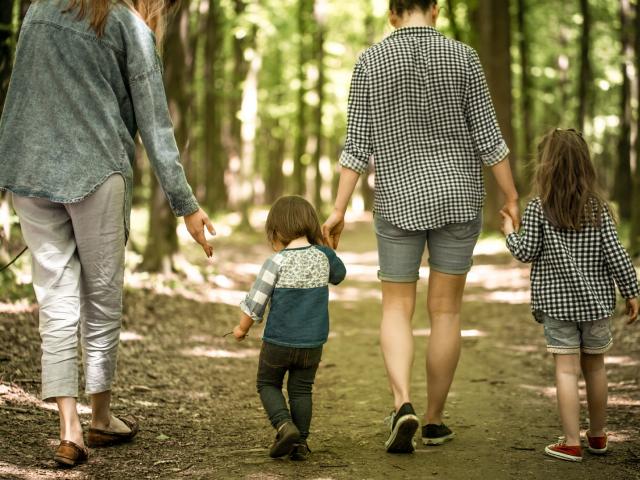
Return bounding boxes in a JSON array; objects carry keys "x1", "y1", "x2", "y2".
[
  {"x1": 507, "y1": 198, "x2": 640, "y2": 322},
  {"x1": 340, "y1": 26, "x2": 509, "y2": 231}
]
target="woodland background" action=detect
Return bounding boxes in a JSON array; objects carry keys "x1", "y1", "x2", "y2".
[{"x1": 1, "y1": 0, "x2": 640, "y2": 278}]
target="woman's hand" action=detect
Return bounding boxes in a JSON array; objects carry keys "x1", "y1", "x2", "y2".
[
  {"x1": 233, "y1": 325, "x2": 249, "y2": 341},
  {"x1": 322, "y1": 210, "x2": 345, "y2": 249},
  {"x1": 184, "y1": 208, "x2": 215, "y2": 257},
  {"x1": 626, "y1": 298, "x2": 639, "y2": 324},
  {"x1": 502, "y1": 199, "x2": 520, "y2": 231},
  {"x1": 500, "y1": 209, "x2": 515, "y2": 236}
]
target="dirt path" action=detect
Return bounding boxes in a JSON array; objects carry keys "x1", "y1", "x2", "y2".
[{"x1": 1, "y1": 218, "x2": 640, "y2": 479}]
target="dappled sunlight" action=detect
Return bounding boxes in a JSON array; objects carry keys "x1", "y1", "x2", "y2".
[
  {"x1": 465, "y1": 289, "x2": 530, "y2": 304},
  {"x1": 609, "y1": 395, "x2": 640, "y2": 406},
  {"x1": 181, "y1": 346, "x2": 259, "y2": 359},
  {"x1": 519, "y1": 383, "x2": 556, "y2": 399},
  {"x1": 120, "y1": 330, "x2": 144, "y2": 342},
  {"x1": 467, "y1": 264, "x2": 530, "y2": 291},
  {"x1": 0, "y1": 462, "x2": 84, "y2": 479},
  {"x1": 0, "y1": 383, "x2": 91, "y2": 414},
  {"x1": 330, "y1": 285, "x2": 381, "y2": 302},
  {"x1": 413, "y1": 328, "x2": 487, "y2": 338},
  {"x1": 473, "y1": 238, "x2": 509, "y2": 256},
  {"x1": 605, "y1": 356, "x2": 639, "y2": 366},
  {"x1": 0, "y1": 299, "x2": 36, "y2": 315},
  {"x1": 507, "y1": 345, "x2": 540, "y2": 353}
]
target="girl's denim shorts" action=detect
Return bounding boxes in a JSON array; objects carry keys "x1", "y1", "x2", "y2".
[
  {"x1": 374, "y1": 211, "x2": 482, "y2": 282},
  {"x1": 536, "y1": 311, "x2": 613, "y2": 355}
]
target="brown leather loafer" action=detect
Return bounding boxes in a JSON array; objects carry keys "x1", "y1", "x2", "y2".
[
  {"x1": 54, "y1": 440, "x2": 89, "y2": 467},
  {"x1": 87, "y1": 415, "x2": 139, "y2": 447}
]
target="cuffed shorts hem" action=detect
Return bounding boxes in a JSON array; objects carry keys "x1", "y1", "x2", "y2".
[
  {"x1": 428, "y1": 259, "x2": 473, "y2": 276},
  {"x1": 85, "y1": 384, "x2": 114, "y2": 396},
  {"x1": 377, "y1": 271, "x2": 420, "y2": 283},
  {"x1": 582, "y1": 339, "x2": 613, "y2": 355}
]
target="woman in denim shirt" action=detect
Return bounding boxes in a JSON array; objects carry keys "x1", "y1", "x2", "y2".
[{"x1": 0, "y1": 0, "x2": 214, "y2": 466}]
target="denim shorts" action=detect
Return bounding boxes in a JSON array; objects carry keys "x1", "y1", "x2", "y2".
[
  {"x1": 537, "y1": 311, "x2": 613, "y2": 355},
  {"x1": 374, "y1": 211, "x2": 482, "y2": 282}
]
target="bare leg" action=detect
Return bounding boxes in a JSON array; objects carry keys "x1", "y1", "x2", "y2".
[
  {"x1": 580, "y1": 353, "x2": 607, "y2": 437},
  {"x1": 57, "y1": 397, "x2": 84, "y2": 446},
  {"x1": 554, "y1": 354, "x2": 581, "y2": 446},
  {"x1": 380, "y1": 281, "x2": 417, "y2": 411},
  {"x1": 424, "y1": 271, "x2": 467, "y2": 425},
  {"x1": 91, "y1": 391, "x2": 131, "y2": 433}
]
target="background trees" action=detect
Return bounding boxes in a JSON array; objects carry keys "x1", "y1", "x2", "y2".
[{"x1": 2, "y1": 0, "x2": 640, "y2": 274}]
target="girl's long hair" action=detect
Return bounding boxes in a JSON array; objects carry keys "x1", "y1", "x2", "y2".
[
  {"x1": 64, "y1": 0, "x2": 178, "y2": 44},
  {"x1": 535, "y1": 128, "x2": 607, "y2": 231}
]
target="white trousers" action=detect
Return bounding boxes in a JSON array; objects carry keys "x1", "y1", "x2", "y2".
[{"x1": 12, "y1": 175, "x2": 126, "y2": 400}]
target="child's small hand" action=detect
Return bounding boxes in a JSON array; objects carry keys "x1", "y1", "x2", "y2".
[
  {"x1": 500, "y1": 210, "x2": 515, "y2": 236},
  {"x1": 626, "y1": 298, "x2": 639, "y2": 324},
  {"x1": 233, "y1": 325, "x2": 249, "y2": 341}
]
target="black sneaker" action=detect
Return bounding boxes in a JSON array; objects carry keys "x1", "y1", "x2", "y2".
[
  {"x1": 269, "y1": 421, "x2": 301, "y2": 458},
  {"x1": 290, "y1": 441, "x2": 310, "y2": 461},
  {"x1": 385, "y1": 403, "x2": 419, "y2": 453},
  {"x1": 422, "y1": 423, "x2": 455, "y2": 445}
]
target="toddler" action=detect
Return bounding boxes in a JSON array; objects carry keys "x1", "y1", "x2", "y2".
[{"x1": 233, "y1": 196, "x2": 346, "y2": 460}]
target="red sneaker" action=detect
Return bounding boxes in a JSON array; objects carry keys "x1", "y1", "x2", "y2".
[
  {"x1": 545, "y1": 439, "x2": 583, "y2": 462},
  {"x1": 586, "y1": 431, "x2": 608, "y2": 454}
]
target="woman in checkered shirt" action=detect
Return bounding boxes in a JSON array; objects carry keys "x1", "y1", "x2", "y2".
[
  {"x1": 322, "y1": 0, "x2": 520, "y2": 453},
  {"x1": 501, "y1": 128, "x2": 639, "y2": 462}
]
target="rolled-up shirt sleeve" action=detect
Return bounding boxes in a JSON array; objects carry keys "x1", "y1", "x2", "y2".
[
  {"x1": 339, "y1": 55, "x2": 373, "y2": 174},
  {"x1": 506, "y1": 199, "x2": 543, "y2": 263},
  {"x1": 464, "y1": 48, "x2": 510, "y2": 167},
  {"x1": 240, "y1": 255, "x2": 281, "y2": 323}
]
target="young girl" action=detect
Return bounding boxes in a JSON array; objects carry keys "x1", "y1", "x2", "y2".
[
  {"x1": 501, "y1": 128, "x2": 639, "y2": 462},
  {"x1": 233, "y1": 196, "x2": 346, "y2": 461}
]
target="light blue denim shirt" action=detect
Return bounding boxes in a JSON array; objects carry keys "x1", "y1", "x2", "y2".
[{"x1": 0, "y1": 0, "x2": 199, "y2": 235}]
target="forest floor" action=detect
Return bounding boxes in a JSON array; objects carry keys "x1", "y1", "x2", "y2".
[{"x1": 1, "y1": 214, "x2": 640, "y2": 480}]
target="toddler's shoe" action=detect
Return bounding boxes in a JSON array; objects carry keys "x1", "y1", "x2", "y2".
[
  {"x1": 269, "y1": 420, "x2": 300, "y2": 458},
  {"x1": 586, "y1": 431, "x2": 608, "y2": 454},
  {"x1": 544, "y1": 438, "x2": 582, "y2": 462},
  {"x1": 290, "y1": 441, "x2": 310, "y2": 461},
  {"x1": 422, "y1": 423, "x2": 455, "y2": 445},
  {"x1": 385, "y1": 402, "x2": 419, "y2": 453}
]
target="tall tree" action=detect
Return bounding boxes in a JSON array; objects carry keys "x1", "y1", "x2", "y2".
[
  {"x1": 141, "y1": 2, "x2": 194, "y2": 272},
  {"x1": 292, "y1": 0, "x2": 313, "y2": 196},
  {"x1": 615, "y1": 0, "x2": 633, "y2": 221},
  {"x1": 312, "y1": 0, "x2": 327, "y2": 208},
  {"x1": 631, "y1": 0, "x2": 640, "y2": 256},
  {"x1": 471, "y1": 0, "x2": 515, "y2": 230},
  {"x1": 203, "y1": 0, "x2": 227, "y2": 214},
  {"x1": 517, "y1": 0, "x2": 533, "y2": 169},
  {"x1": 577, "y1": 0, "x2": 592, "y2": 131},
  {"x1": 446, "y1": 0, "x2": 461, "y2": 41}
]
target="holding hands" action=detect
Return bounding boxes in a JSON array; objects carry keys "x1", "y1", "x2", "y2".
[{"x1": 500, "y1": 199, "x2": 520, "y2": 236}]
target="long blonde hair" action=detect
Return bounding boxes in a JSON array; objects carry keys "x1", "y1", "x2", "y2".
[
  {"x1": 535, "y1": 128, "x2": 607, "y2": 231},
  {"x1": 64, "y1": 0, "x2": 177, "y2": 44}
]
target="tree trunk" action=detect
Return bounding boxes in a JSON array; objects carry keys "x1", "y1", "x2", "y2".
[
  {"x1": 516, "y1": 0, "x2": 533, "y2": 172},
  {"x1": 203, "y1": 0, "x2": 227, "y2": 214},
  {"x1": 577, "y1": 0, "x2": 592, "y2": 131},
  {"x1": 262, "y1": 48, "x2": 286, "y2": 204},
  {"x1": 312, "y1": 1, "x2": 326, "y2": 209},
  {"x1": 615, "y1": 0, "x2": 633, "y2": 221},
  {"x1": 630, "y1": 0, "x2": 640, "y2": 256},
  {"x1": 0, "y1": 0, "x2": 14, "y2": 110},
  {"x1": 471, "y1": 0, "x2": 515, "y2": 231},
  {"x1": 292, "y1": 0, "x2": 313, "y2": 196},
  {"x1": 446, "y1": 0, "x2": 461, "y2": 41},
  {"x1": 141, "y1": 2, "x2": 193, "y2": 272}
]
